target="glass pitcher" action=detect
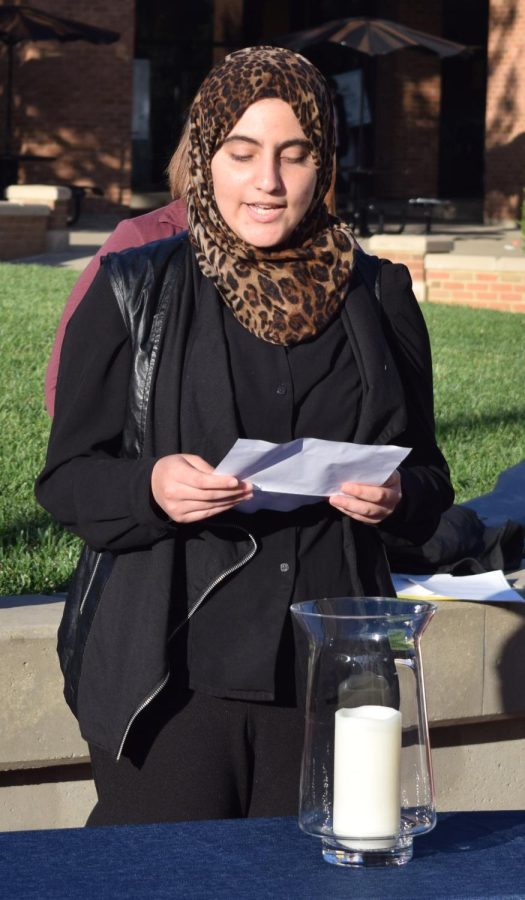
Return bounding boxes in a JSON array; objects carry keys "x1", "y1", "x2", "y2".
[{"x1": 291, "y1": 597, "x2": 436, "y2": 867}]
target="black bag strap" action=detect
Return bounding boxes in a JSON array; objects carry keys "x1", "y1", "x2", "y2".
[{"x1": 354, "y1": 247, "x2": 382, "y2": 305}]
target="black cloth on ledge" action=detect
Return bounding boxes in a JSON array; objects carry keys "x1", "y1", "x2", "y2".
[{"x1": 384, "y1": 504, "x2": 524, "y2": 576}]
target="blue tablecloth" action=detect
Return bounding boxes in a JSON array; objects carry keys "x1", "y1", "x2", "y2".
[{"x1": 1, "y1": 811, "x2": 524, "y2": 899}]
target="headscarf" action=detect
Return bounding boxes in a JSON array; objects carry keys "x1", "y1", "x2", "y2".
[{"x1": 187, "y1": 46, "x2": 356, "y2": 345}]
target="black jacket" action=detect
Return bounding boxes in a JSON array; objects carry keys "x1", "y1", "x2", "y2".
[{"x1": 36, "y1": 236, "x2": 453, "y2": 758}]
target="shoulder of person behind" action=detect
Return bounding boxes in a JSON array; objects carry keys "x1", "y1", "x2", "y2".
[{"x1": 44, "y1": 199, "x2": 188, "y2": 416}]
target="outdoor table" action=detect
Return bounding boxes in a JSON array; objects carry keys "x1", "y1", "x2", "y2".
[{"x1": 1, "y1": 811, "x2": 524, "y2": 899}]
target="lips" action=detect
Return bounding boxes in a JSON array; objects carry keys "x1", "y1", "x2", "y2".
[{"x1": 245, "y1": 203, "x2": 286, "y2": 223}]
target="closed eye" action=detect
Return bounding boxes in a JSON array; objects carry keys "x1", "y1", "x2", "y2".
[{"x1": 281, "y1": 154, "x2": 309, "y2": 164}]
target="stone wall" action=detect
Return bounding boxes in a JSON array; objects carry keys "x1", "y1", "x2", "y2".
[{"x1": 1, "y1": 592, "x2": 525, "y2": 831}]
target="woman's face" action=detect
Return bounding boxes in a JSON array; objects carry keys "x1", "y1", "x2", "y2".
[{"x1": 210, "y1": 98, "x2": 317, "y2": 248}]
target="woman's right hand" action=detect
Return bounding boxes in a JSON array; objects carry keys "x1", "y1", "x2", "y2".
[{"x1": 151, "y1": 454, "x2": 252, "y2": 524}]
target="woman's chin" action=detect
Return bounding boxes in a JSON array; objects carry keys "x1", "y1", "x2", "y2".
[{"x1": 235, "y1": 222, "x2": 294, "y2": 249}]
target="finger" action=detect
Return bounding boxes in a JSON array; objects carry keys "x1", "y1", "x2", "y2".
[
  {"x1": 165, "y1": 483, "x2": 252, "y2": 504},
  {"x1": 171, "y1": 496, "x2": 251, "y2": 523},
  {"x1": 179, "y1": 468, "x2": 247, "y2": 491},
  {"x1": 185, "y1": 460, "x2": 245, "y2": 487},
  {"x1": 182, "y1": 454, "x2": 216, "y2": 473},
  {"x1": 339, "y1": 482, "x2": 385, "y2": 502},
  {"x1": 183, "y1": 455, "x2": 254, "y2": 492},
  {"x1": 339, "y1": 482, "x2": 400, "y2": 509},
  {"x1": 329, "y1": 495, "x2": 389, "y2": 523}
]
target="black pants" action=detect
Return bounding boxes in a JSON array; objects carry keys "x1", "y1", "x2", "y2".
[{"x1": 87, "y1": 688, "x2": 305, "y2": 826}]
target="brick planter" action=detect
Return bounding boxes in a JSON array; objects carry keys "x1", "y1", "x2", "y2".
[
  {"x1": 367, "y1": 234, "x2": 454, "y2": 302},
  {"x1": 0, "y1": 202, "x2": 49, "y2": 260},
  {"x1": 426, "y1": 255, "x2": 525, "y2": 314},
  {"x1": 365, "y1": 235, "x2": 525, "y2": 314},
  {"x1": 6, "y1": 185, "x2": 71, "y2": 229}
]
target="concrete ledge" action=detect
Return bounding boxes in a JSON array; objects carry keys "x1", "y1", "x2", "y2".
[
  {"x1": 0, "y1": 768, "x2": 96, "y2": 832},
  {"x1": 46, "y1": 229, "x2": 70, "y2": 252},
  {"x1": 411, "y1": 279, "x2": 426, "y2": 302},
  {"x1": 0, "y1": 201, "x2": 49, "y2": 217},
  {"x1": 0, "y1": 596, "x2": 89, "y2": 771},
  {"x1": 426, "y1": 253, "x2": 525, "y2": 272},
  {"x1": 2, "y1": 593, "x2": 525, "y2": 829},
  {"x1": 6, "y1": 184, "x2": 71, "y2": 202},
  {"x1": 423, "y1": 599, "x2": 525, "y2": 722},
  {"x1": 368, "y1": 234, "x2": 454, "y2": 254},
  {"x1": 431, "y1": 717, "x2": 525, "y2": 811},
  {"x1": 130, "y1": 190, "x2": 170, "y2": 210}
]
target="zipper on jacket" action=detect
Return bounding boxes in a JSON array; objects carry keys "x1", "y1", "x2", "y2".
[
  {"x1": 116, "y1": 524, "x2": 258, "y2": 761},
  {"x1": 79, "y1": 553, "x2": 102, "y2": 615},
  {"x1": 116, "y1": 671, "x2": 170, "y2": 761},
  {"x1": 168, "y1": 526, "x2": 258, "y2": 642}
]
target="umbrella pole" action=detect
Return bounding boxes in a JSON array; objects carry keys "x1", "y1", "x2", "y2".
[
  {"x1": 4, "y1": 42, "x2": 14, "y2": 154},
  {"x1": 357, "y1": 64, "x2": 365, "y2": 170}
]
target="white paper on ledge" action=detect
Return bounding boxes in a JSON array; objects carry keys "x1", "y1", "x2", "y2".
[
  {"x1": 215, "y1": 437, "x2": 410, "y2": 512},
  {"x1": 392, "y1": 570, "x2": 524, "y2": 604}
]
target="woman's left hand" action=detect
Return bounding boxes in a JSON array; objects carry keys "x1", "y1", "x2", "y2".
[{"x1": 328, "y1": 470, "x2": 402, "y2": 525}]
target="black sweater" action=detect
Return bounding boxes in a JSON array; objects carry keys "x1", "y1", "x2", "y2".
[{"x1": 35, "y1": 238, "x2": 453, "y2": 752}]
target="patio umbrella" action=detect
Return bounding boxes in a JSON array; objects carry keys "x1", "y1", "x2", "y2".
[
  {"x1": 277, "y1": 17, "x2": 468, "y2": 58},
  {"x1": 275, "y1": 17, "x2": 469, "y2": 166},
  {"x1": 0, "y1": 5, "x2": 120, "y2": 153}
]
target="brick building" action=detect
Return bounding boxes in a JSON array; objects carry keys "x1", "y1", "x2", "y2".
[{"x1": 0, "y1": 0, "x2": 523, "y2": 222}]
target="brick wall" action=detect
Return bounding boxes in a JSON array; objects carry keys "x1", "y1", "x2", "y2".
[
  {"x1": 0, "y1": 205, "x2": 49, "y2": 260},
  {"x1": 368, "y1": 235, "x2": 525, "y2": 313},
  {"x1": 0, "y1": 0, "x2": 135, "y2": 208},
  {"x1": 426, "y1": 257, "x2": 525, "y2": 313},
  {"x1": 1, "y1": 1, "x2": 523, "y2": 221},
  {"x1": 374, "y1": 1, "x2": 443, "y2": 200},
  {"x1": 484, "y1": 0, "x2": 525, "y2": 222}
]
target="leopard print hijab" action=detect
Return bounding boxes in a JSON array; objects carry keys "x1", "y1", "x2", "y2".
[{"x1": 187, "y1": 46, "x2": 356, "y2": 345}]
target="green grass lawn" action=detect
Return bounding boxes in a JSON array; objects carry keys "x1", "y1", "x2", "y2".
[
  {"x1": 1, "y1": 263, "x2": 80, "y2": 595},
  {"x1": 425, "y1": 303, "x2": 524, "y2": 500},
  {"x1": 1, "y1": 262, "x2": 524, "y2": 596}
]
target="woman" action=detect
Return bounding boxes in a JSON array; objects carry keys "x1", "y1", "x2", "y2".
[
  {"x1": 36, "y1": 46, "x2": 453, "y2": 826},
  {"x1": 44, "y1": 116, "x2": 337, "y2": 417}
]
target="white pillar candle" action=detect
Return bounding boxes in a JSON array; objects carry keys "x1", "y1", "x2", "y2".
[{"x1": 333, "y1": 705, "x2": 402, "y2": 849}]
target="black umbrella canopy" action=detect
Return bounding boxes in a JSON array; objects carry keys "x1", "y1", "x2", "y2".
[
  {"x1": 277, "y1": 17, "x2": 469, "y2": 58},
  {"x1": 275, "y1": 17, "x2": 469, "y2": 172},
  {"x1": 0, "y1": 5, "x2": 120, "y2": 154},
  {"x1": 0, "y1": 5, "x2": 120, "y2": 45}
]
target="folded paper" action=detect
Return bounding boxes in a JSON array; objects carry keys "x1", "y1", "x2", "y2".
[
  {"x1": 215, "y1": 437, "x2": 410, "y2": 512},
  {"x1": 392, "y1": 570, "x2": 524, "y2": 603}
]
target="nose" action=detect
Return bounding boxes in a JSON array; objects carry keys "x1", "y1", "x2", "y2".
[{"x1": 255, "y1": 153, "x2": 283, "y2": 193}]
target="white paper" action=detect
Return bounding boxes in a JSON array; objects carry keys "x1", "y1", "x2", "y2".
[
  {"x1": 392, "y1": 570, "x2": 524, "y2": 603},
  {"x1": 215, "y1": 437, "x2": 410, "y2": 513}
]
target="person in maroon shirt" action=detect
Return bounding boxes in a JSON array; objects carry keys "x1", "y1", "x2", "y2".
[{"x1": 44, "y1": 136, "x2": 189, "y2": 416}]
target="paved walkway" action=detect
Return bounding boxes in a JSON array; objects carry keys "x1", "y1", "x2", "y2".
[{"x1": 8, "y1": 212, "x2": 524, "y2": 271}]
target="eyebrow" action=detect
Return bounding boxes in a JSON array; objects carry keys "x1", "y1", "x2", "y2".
[{"x1": 222, "y1": 135, "x2": 311, "y2": 151}]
